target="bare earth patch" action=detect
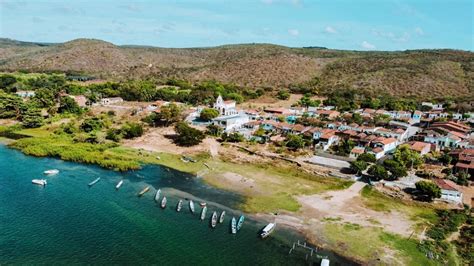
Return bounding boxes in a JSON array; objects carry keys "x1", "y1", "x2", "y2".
[{"x1": 297, "y1": 182, "x2": 415, "y2": 237}]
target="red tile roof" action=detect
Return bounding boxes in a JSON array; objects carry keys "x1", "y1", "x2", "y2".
[{"x1": 434, "y1": 179, "x2": 459, "y2": 191}]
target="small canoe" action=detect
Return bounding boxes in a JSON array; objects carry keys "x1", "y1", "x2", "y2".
[
  {"x1": 44, "y1": 169, "x2": 59, "y2": 175},
  {"x1": 138, "y1": 186, "x2": 150, "y2": 197},
  {"x1": 115, "y1": 180, "x2": 124, "y2": 190},
  {"x1": 154, "y1": 189, "x2": 161, "y2": 202},
  {"x1": 88, "y1": 178, "x2": 101, "y2": 187},
  {"x1": 32, "y1": 179, "x2": 47, "y2": 186},
  {"x1": 189, "y1": 200, "x2": 195, "y2": 214},
  {"x1": 320, "y1": 259, "x2": 330, "y2": 266},
  {"x1": 176, "y1": 200, "x2": 183, "y2": 212},
  {"x1": 161, "y1": 196, "x2": 167, "y2": 209},
  {"x1": 211, "y1": 211, "x2": 218, "y2": 228},
  {"x1": 219, "y1": 211, "x2": 226, "y2": 223},
  {"x1": 237, "y1": 215, "x2": 245, "y2": 231},
  {"x1": 200, "y1": 206, "x2": 207, "y2": 220},
  {"x1": 231, "y1": 217, "x2": 237, "y2": 234}
]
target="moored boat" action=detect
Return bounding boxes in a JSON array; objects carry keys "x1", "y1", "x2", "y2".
[
  {"x1": 115, "y1": 180, "x2": 124, "y2": 190},
  {"x1": 32, "y1": 179, "x2": 47, "y2": 186},
  {"x1": 189, "y1": 200, "x2": 195, "y2": 214},
  {"x1": 200, "y1": 206, "x2": 207, "y2": 220},
  {"x1": 176, "y1": 200, "x2": 183, "y2": 212},
  {"x1": 260, "y1": 223, "x2": 276, "y2": 238},
  {"x1": 320, "y1": 258, "x2": 330, "y2": 266},
  {"x1": 219, "y1": 211, "x2": 225, "y2": 223},
  {"x1": 154, "y1": 189, "x2": 161, "y2": 202},
  {"x1": 237, "y1": 215, "x2": 245, "y2": 231},
  {"x1": 211, "y1": 211, "x2": 218, "y2": 228},
  {"x1": 43, "y1": 169, "x2": 59, "y2": 175},
  {"x1": 88, "y1": 177, "x2": 101, "y2": 187},
  {"x1": 231, "y1": 217, "x2": 237, "y2": 234},
  {"x1": 161, "y1": 196, "x2": 167, "y2": 209},
  {"x1": 199, "y1": 202, "x2": 207, "y2": 207},
  {"x1": 138, "y1": 186, "x2": 150, "y2": 197}
]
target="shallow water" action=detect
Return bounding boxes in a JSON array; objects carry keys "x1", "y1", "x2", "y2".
[{"x1": 0, "y1": 145, "x2": 355, "y2": 265}]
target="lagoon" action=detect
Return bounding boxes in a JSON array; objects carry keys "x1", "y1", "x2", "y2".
[{"x1": 0, "y1": 145, "x2": 353, "y2": 265}]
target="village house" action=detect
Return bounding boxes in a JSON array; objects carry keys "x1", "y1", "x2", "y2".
[
  {"x1": 349, "y1": 147, "x2": 365, "y2": 159},
  {"x1": 369, "y1": 147, "x2": 385, "y2": 160},
  {"x1": 422, "y1": 129, "x2": 464, "y2": 150},
  {"x1": 100, "y1": 97, "x2": 123, "y2": 105},
  {"x1": 317, "y1": 129, "x2": 340, "y2": 151},
  {"x1": 434, "y1": 179, "x2": 463, "y2": 204},
  {"x1": 371, "y1": 137, "x2": 398, "y2": 154},
  {"x1": 316, "y1": 110, "x2": 340, "y2": 120},
  {"x1": 450, "y1": 149, "x2": 474, "y2": 177},
  {"x1": 407, "y1": 141, "x2": 431, "y2": 155},
  {"x1": 15, "y1": 90, "x2": 35, "y2": 98}
]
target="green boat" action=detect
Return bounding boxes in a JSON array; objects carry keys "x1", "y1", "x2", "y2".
[{"x1": 237, "y1": 215, "x2": 245, "y2": 231}]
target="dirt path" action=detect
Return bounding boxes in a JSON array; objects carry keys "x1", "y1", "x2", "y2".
[{"x1": 297, "y1": 182, "x2": 415, "y2": 237}]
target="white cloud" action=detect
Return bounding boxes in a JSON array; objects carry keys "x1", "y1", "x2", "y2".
[
  {"x1": 415, "y1": 27, "x2": 424, "y2": 36},
  {"x1": 372, "y1": 29, "x2": 410, "y2": 43},
  {"x1": 324, "y1": 26, "x2": 337, "y2": 34},
  {"x1": 288, "y1": 29, "x2": 299, "y2": 36},
  {"x1": 361, "y1": 41, "x2": 376, "y2": 50}
]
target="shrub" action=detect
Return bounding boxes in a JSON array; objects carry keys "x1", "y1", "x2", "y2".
[
  {"x1": 121, "y1": 122, "x2": 144, "y2": 139},
  {"x1": 199, "y1": 108, "x2": 219, "y2": 121},
  {"x1": 174, "y1": 122, "x2": 205, "y2": 146},
  {"x1": 415, "y1": 180, "x2": 441, "y2": 201}
]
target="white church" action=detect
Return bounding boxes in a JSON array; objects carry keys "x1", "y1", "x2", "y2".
[{"x1": 211, "y1": 95, "x2": 249, "y2": 131}]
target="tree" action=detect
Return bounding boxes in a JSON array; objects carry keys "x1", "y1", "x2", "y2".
[
  {"x1": 199, "y1": 108, "x2": 219, "y2": 121},
  {"x1": 350, "y1": 160, "x2": 368, "y2": 175},
  {"x1": 394, "y1": 145, "x2": 423, "y2": 169},
  {"x1": 121, "y1": 122, "x2": 144, "y2": 139},
  {"x1": 383, "y1": 159, "x2": 408, "y2": 180},
  {"x1": 367, "y1": 164, "x2": 389, "y2": 181},
  {"x1": 0, "y1": 91, "x2": 23, "y2": 119},
  {"x1": 206, "y1": 124, "x2": 222, "y2": 136},
  {"x1": 334, "y1": 139, "x2": 355, "y2": 156},
  {"x1": 222, "y1": 132, "x2": 245, "y2": 143},
  {"x1": 0, "y1": 74, "x2": 17, "y2": 91},
  {"x1": 276, "y1": 90, "x2": 290, "y2": 100},
  {"x1": 58, "y1": 96, "x2": 82, "y2": 114},
  {"x1": 106, "y1": 128, "x2": 122, "y2": 142},
  {"x1": 439, "y1": 153, "x2": 452, "y2": 166},
  {"x1": 174, "y1": 122, "x2": 205, "y2": 146},
  {"x1": 156, "y1": 103, "x2": 182, "y2": 126},
  {"x1": 32, "y1": 88, "x2": 57, "y2": 108},
  {"x1": 21, "y1": 108, "x2": 44, "y2": 128},
  {"x1": 415, "y1": 180, "x2": 441, "y2": 201},
  {"x1": 357, "y1": 153, "x2": 376, "y2": 163},
  {"x1": 80, "y1": 117, "x2": 104, "y2": 132},
  {"x1": 285, "y1": 134, "x2": 305, "y2": 150}
]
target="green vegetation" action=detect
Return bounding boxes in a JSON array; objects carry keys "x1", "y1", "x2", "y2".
[
  {"x1": 199, "y1": 108, "x2": 219, "y2": 121},
  {"x1": 415, "y1": 180, "x2": 441, "y2": 201},
  {"x1": 174, "y1": 122, "x2": 205, "y2": 146},
  {"x1": 350, "y1": 160, "x2": 368, "y2": 175},
  {"x1": 285, "y1": 134, "x2": 305, "y2": 150},
  {"x1": 221, "y1": 132, "x2": 244, "y2": 143}
]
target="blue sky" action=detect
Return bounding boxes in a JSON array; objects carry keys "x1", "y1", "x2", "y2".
[{"x1": 0, "y1": 0, "x2": 472, "y2": 50}]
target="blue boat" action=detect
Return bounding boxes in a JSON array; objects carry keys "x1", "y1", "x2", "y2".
[
  {"x1": 237, "y1": 215, "x2": 245, "y2": 231},
  {"x1": 88, "y1": 177, "x2": 101, "y2": 187}
]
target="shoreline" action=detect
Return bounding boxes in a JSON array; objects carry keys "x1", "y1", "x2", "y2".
[{"x1": 0, "y1": 140, "x2": 361, "y2": 264}]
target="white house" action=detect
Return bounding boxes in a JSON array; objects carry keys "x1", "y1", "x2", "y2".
[
  {"x1": 212, "y1": 95, "x2": 249, "y2": 131},
  {"x1": 434, "y1": 179, "x2": 463, "y2": 204},
  {"x1": 15, "y1": 90, "x2": 35, "y2": 98},
  {"x1": 101, "y1": 97, "x2": 124, "y2": 105}
]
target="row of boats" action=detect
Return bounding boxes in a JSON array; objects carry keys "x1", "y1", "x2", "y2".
[{"x1": 33, "y1": 169, "x2": 274, "y2": 238}]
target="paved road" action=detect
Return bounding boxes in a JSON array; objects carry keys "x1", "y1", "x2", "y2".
[{"x1": 305, "y1": 155, "x2": 350, "y2": 169}]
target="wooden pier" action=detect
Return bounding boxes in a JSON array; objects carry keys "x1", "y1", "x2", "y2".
[{"x1": 288, "y1": 240, "x2": 328, "y2": 262}]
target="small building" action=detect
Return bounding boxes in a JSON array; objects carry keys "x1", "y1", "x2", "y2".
[
  {"x1": 214, "y1": 95, "x2": 238, "y2": 116},
  {"x1": 434, "y1": 179, "x2": 463, "y2": 204},
  {"x1": 70, "y1": 95, "x2": 88, "y2": 107},
  {"x1": 407, "y1": 141, "x2": 431, "y2": 155},
  {"x1": 101, "y1": 97, "x2": 124, "y2": 105},
  {"x1": 15, "y1": 90, "x2": 35, "y2": 98},
  {"x1": 316, "y1": 110, "x2": 340, "y2": 120},
  {"x1": 212, "y1": 114, "x2": 249, "y2": 132},
  {"x1": 350, "y1": 147, "x2": 365, "y2": 159}
]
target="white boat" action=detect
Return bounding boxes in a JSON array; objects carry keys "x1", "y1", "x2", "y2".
[
  {"x1": 138, "y1": 186, "x2": 150, "y2": 197},
  {"x1": 32, "y1": 179, "x2": 47, "y2": 186},
  {"x1": 200, "y1": 206, "x2": 207, "y2": 220},
  {"x1": 161, "y1": 196, "x2": 167, "y2": 209},
  {"x1": 115, "y1": 180, "x2": 124, "y2": 190},
  {"x1": 237, "y1": 215, "x2": 245, "y2": 231},
  {"x1": 219, "y1": 211, "x2": 225, "y2": 223},
  {"x1": 320, "y1": 258, "x2": 330, "y2": 266},
  {"x1": 154, "y1": 189, "x2": 161, "y2": 202},
  {"x1": 211, "y1": 211, "x2": 218, "y2": 228},
  {"x1": 231, "y1": 217, "x2": 237, "y2": 234},
  {"x1": 44, "y1": 169, "x2": 59, "y2": 175},
  {"x1": 88, "y1": 177, "x2": 101, "y2": 187},
  {"x1": 260, "y1": 223, "x2": 276, "y2": 238},
  {"x1": 189, "y1": 200, "x2": 195, "y2": 214},
  {"x1": 176, "y1": 200, "x2": 183, "y2": 212}
]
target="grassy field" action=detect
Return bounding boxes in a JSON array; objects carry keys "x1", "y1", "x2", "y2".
[
  {"x1": 323, "y1": 222, "x2": 441, "y2": 266},
  {"x1": 360, "y1": 185, "x2": 438, "y2": 224}
]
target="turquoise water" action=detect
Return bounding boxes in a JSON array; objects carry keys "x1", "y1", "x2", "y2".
[{"x1": 0, "y1": 145, "x2": 354, "y2": 265}]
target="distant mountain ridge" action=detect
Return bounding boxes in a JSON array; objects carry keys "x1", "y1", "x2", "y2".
[{"x1": 0, "y1": 38, "x2": 472, "y2": 100}]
